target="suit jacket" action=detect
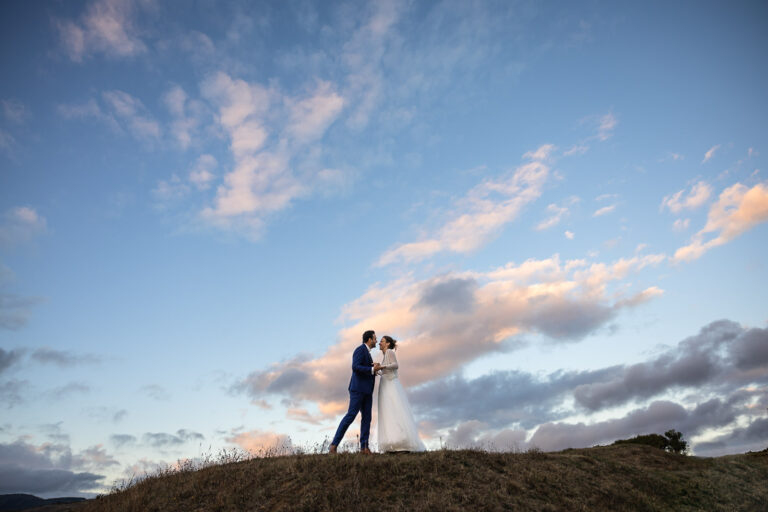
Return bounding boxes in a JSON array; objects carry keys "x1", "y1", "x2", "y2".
[{"x1": 348, "y1": 343, "x2": 375, "y2": 395}]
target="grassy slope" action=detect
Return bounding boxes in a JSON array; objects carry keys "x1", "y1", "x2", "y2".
[{"x1": 49, "y1": 445, "x2": 768, "y2": 511}]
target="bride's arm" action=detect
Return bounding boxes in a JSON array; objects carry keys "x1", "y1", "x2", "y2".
[{"x1": 382, "y1": 350, "x2": 398, "y2": 370}]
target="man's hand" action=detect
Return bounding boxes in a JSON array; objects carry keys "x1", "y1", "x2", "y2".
[{"x1": 373, "y1": 363, "x2": 382, "y2": 372}]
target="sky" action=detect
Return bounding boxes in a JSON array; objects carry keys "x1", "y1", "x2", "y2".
[{"x1": 1, "y1": 0, "x2": 767, "y2": 498}]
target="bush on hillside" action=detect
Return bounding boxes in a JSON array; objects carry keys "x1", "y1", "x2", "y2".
[{"x1": 613, "y1": 429, "x2": 688, "y2": 454}]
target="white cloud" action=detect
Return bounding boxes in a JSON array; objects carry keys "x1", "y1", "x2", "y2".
[
  {"x1": 564, "y1": 231, "x2": 574, "y2": 240},
  {"x1": 286, "y1": 81, "x2": 345, "y2": 143},
  {"x1": 164, "y1": 85, "x2": 205, "y2": 149},
  {"x1": 593, "y1": 204, "x2": 616, "y2": 217},
  {"x1": 674, "y1": 182, "x2": 768, "y2": 262},
  {"x1": 101, "y1": 90, "x2": 161, "y2": 141},
  {"x1": 673, "y1": 218, "x2": 690, "y2": 231},
  {"x1": 378, "y1": 149, "x2": 551, "y2": 265},
  {"x1": 536, "y1": 196, "x2": 579, "y2": 231},
  {"x1": 0, "y1": 207, "x2": 47, "y2": 248},
  {"x1": 2, "y1": 99, "x2": 27, "y2": 124},
  {"x1": 702, "y1": 144, "x2": 720, "y2": 163},
  {"x1": 661, "y1": 181, "x2": 712, "y2": 213},
  {"x1": 523, "y1": 144, "x2": 556, "y2": 161},
  {"x1": 189, "y1": 154, "x2": 217, "y2": 190},
  {"x1": 57, "y1": 0, "x2": 147, "y2": 62},
  {"x1": 597, "y1": 113, "x2": 617, "y2": 141},
  {"x1": 563, "y1": 144, "x2": 589, "y2": 156}
]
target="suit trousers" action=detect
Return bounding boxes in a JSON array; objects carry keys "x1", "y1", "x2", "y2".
[{"x1": 331, "y1": 390, "x2": 372, "y2": 449}]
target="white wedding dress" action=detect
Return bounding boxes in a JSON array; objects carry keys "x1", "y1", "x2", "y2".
[{"x1": 377, "y1": 349, "x2": 426, "y2": 452}]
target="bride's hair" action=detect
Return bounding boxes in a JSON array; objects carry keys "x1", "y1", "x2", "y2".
[{"x1": 382, "y1": 335, "x2": 397, "y2": 350}]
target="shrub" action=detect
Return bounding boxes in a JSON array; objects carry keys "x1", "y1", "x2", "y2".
[
  {"x1": 614, "y1": 434, "x2": 668, "y2": 450},
  {"x1": 613, "y1": 430, "x2": 687, "y2": 454}
]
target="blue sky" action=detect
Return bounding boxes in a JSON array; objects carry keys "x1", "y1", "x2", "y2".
[{"x1": 1, "y1": 0, "x2": 767, "y2": 497}]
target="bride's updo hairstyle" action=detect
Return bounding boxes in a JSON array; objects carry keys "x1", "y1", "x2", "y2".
[{"x1": 382, "y1": 335, "x2": 397, "y2": 350}]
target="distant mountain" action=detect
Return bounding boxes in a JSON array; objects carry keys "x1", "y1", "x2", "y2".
[{"x1": 0, "y1": 494, "x2": 86, "y2": 511}]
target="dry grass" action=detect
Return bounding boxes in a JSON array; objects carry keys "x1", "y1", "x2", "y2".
[{"x1": 41, "y1": 444, "x2": 768, "y2": 512}]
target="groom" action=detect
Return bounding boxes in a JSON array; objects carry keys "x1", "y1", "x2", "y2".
[{"x1": 329, "y1": 330, "x2": 380, "y2": 454}]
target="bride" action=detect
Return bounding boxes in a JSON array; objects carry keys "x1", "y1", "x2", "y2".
[{"x1": 376, "y1": 335, "x2": 426, "y2": 452}]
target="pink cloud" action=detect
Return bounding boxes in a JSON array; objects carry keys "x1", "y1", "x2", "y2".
[
  {"x1": 674, "y1": 182, "x2": 768, "y2": 262},
  {"x1": 378, "y1": 150, "x2": 551, "y2": 265}
]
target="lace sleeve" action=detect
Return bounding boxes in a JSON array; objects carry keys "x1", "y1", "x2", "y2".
[{"x1": 384, "y1": 350, "x2": 399, "y2": 370}]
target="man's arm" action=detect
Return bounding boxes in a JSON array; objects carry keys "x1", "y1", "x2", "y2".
[{"x1": 352, "y1": 346, "x2": 374, "y2": 375}]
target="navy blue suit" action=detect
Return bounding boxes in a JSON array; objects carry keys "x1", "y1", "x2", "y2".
[{"x1": 331, "y1": 343, "x2": 375, "y2": 448}]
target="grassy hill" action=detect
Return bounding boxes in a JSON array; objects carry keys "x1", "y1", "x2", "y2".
[{"x1": 34, "y1": 444, "x2": 768, "y2": 511}]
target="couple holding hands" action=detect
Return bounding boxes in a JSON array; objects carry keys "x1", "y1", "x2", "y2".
[{"x1": 328, "y1": 330, "x2": 425, "y2": 454}]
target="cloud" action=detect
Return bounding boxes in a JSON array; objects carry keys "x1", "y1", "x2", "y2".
[
  {"x1": 164, "y1": 85, "x2": 205, "y2": 149},
  {"x1": 661, "y1": 181, "x2": 712, "y2": 213},
  {"x1": 695, "y1": 418, "x2": 768, "y2": 456},
  {"x1": 674, "y1": 182, "x2": 768, "y2": 262},
  {"x1": 0, "y1": 206, "x2": 47, "y2": 248},
  {"x1": 0, "y1": 379, "x2": 27, "y2": 408},
  {"x1": 702, "y1": 144, "x2": 721, "y2": 163},
  {"x1": 673, "y1": 218, "x2": 690, "y2": 231},
  {"x1": 593, "y1": 204, "x2": 616, "y2": 217},
  {"x1": 109, "y1": 434, "x2": 136, "y2": 448},
  {"x1": 57, "y1": 0, "x2": 148, "y2": 62},
  {"x1": 31, "y1": 348, "x2": 100, "y2": 367},
  {"x1": 523, "y1": 144, "x2": 556, "y2": 161},
  {"x1": 1, "y1": 99, "x2": 28, "y2": 124},
  {"x1": 563, "y1": 144, "x2": 589, "y2": 156},
  {"x1": 59, "y1": 91, "x2": 161, "y2": 144},
  {"x1": 0, "y1": 348, "x2": 24, "y2": 374},
  {"x1": 49, "y1": 382, "x2": 91, "y2": 400},
  {"x1": 0, "y1": 294, "x2": 45, "y2": 331},
  {"x1": 536, "y1": 196, "x2": 579, "y2": 230},
  {"x1": 189, "y1": 154, "x2": 217, "y2": 190},
  {"x1": 236, "y1": 252, "x2": 665, "y2": 416},
  {"x1": 564, "y1": 231, "x2": 574, "y2": 240},
  {"x1": 412, "y1": 317, "x2": 767, "y2": 454},
  {"x1": 286, "y1": 81, "x2": 345, "y2": 143},
  {"x1": 139, "y1": 384, "x2": 169, "y2": 401},
  {"x1": 101, "y1": 90, "x2": 161, "y2": 141},
  {"x1": 142, "y1": 429, "x2": 204, "y2": 448},
  {"x1": 597, "y1": 113, "x2": 617, "y2": 141},
  {"x1": 226, "y1": 429, "x2": 293, "y2": 455},
  {"x1": 152, "y1": 174, "x2": 190, "y2": 202},
  {"x1": 573, "y1": 320, "x2": 767, "y2": 411},
  {"x1": 0, "y1": 439, "x2": 107, "y2": 496},
  {"x1": 378, "y1": 148, "x2": 552, "y2": 265}
]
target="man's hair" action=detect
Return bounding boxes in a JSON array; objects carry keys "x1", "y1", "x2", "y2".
[{"x1": 362, "y1": 330, "x2": 376, "y2": 344}]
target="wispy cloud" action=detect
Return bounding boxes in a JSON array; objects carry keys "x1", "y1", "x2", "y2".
[
  {"x1": 596, "y1": 112, "x2": 617, "y2": 141},
  {"x1": 0, "y1": 207, "x2": 47, "y2": 248},
  {"x1": 674, "y1": 182, "x2": 768, "y2": 262},
  {"x1": 661, "y1": 181, "x2": 712, "y2": 213},
  {"x1": 164, "y1": 85, "x2": 205, "y2": 149},
  {"x1": 536, "y1": 196, "x2": 579, "y2": 231},
  {"x1": 57, "y1": 0, "x2": 148, "y2": 62},
  {"x1": 59, "y1": 91, "x2": 161, "y2": 143},
  {"x1": 1, "y1": 99, "x2": 28, "y2": 124},
  {"x1": 673, "y1": 218, "x2": 690, "y2": 231},
  {"x1": 101, "y1": 90, "x2": 161, "y2": 141},
  {"x1": 31, "y1": 348, "x2": 101, "y2": 367},
  {"x1": 226, "y1": 429, "x2": 293, "y2": 454},
  {"x1": 702, "y1": 144, "x2": 721, "y2": 163},
  {"x1": 593, "y1": 204, "x2": 617, "y2": 217},
  {"x1": 378, "y1": 145, "x2": 553, "y2": 266}
]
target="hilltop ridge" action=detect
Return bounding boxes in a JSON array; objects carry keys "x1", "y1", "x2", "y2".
[{"x1": 29, "y1": 444, "x2": 768, "y2": 511}]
